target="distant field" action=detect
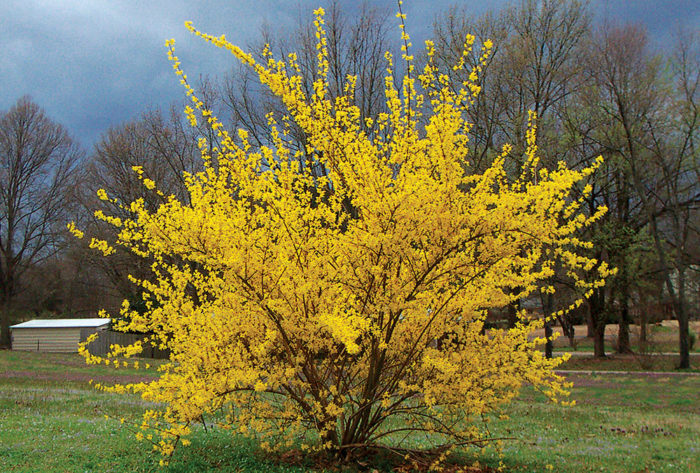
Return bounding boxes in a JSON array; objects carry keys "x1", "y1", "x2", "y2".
[
  {"x1": 1, "y1": 351, "x2": 698, "y2": 472},
  {"x1": 533, "y1": 321, "x2": 700, "y2": 354},
  {"x1": 558, "y1": 353, "x2": 700, "y2": 372}
]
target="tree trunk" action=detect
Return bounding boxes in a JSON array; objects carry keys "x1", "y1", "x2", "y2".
[
  {"x1": 675, "y1": 268, "x2": 690, "y2": 369},
  {"x1": 593, "y1": 322, "x2": 606, "y2": 358},
  {"x1": 639, "y1": 294, "x2": 648, "y2": 345},
  {"x1": 617, "y1": 310, "x2": 630, "y2": 353},
  {"x1": 0, "y1": 284, "x2": 13, "y2": 348},
  {"x1": 589, "y1": 289, "x2": 607, "y2": 358},
  {"x1": 586, "y1": 306, "x2": 595, "y2": 338},
  {"x1": 1, "y1": 298, "x2": 11, "y2": 348},
  {"x1": 615, "y1": 167, "x2": 632, "y2": 355},
  {"x1": 557, "y1": 314, "x2": 576, "y2": 348},
  {"x1": 568, "y1": 324, "x2": 576, "y2": 348},
  {"x1": 678, "y1": 311, "x2": 690, "y2": 369},
  {"x1": 617, "y1": 278, "x2": 632, "y2": 354}
]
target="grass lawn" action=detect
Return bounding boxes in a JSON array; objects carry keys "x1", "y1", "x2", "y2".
[{"x1": 1, "y1": 350, "x2": 698, "y2": 472}]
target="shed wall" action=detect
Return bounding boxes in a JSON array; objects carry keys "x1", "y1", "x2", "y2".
[{"x1": 11, "y1": 328, "x2": 83, "y2": 352}]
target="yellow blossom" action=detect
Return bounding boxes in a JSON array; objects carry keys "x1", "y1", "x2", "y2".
[{"x1": 73, "y1": 7, "x2": 610, "y2": 465}]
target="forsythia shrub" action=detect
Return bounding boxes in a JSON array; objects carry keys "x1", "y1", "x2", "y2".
[{"x1": 74, "y1": 7, "x2": 612, "y2": 466}]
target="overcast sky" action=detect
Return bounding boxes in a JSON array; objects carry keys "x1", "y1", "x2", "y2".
[{"x1": 1, "y1": 0, "x2": 698, "y2": 149}]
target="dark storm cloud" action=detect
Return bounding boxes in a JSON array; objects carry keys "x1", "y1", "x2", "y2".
[
  {"x1": 1, "y1": 0, "x2": 697, "y2": 150},
  {"x1": 596, "y1": 0, "x2": 700, "y2": 43},
  {"x1": 0, "y1": 0, "x2": 303, "y2": 146}
]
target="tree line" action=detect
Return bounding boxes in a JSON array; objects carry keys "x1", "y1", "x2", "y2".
[{"x1": 1, "y1": 0, "x2": 697, "y2": 367}]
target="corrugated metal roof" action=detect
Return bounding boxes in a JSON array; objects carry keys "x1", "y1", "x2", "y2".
[{"x1": 10, "y1": 318, "x2": 111, "y2": 329}]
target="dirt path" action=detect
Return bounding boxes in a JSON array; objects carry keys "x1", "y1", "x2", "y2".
[
  {"x1": 556, "y1": 369, "x2": 700, "y2": 376},
  {"x1": 554, "y1": 351, "x2": 700, "y2": 357},
  {"x1": 530, "y1": 321, "x2": 700, "y2": 340}
]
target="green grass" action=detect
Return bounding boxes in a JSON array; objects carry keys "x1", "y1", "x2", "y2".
[
  {"x1": 475, "y1": 374, "x2": 700, "y2": 472},
  {"x1": 1, "y1": 350, "x2": 699, "y2": 472},
  {"x1": 0, "y1": 351, "x2": 308, "y2": 473},
  {"x1": 0, "y1": 350, "x2": 164, "y2": 377}
]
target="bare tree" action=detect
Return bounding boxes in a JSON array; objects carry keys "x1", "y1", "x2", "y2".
[
  {"x1": 590, "y1": 24, "x2": 699, "y2": 367},
  {"x1": 431, "y1": 7, "x2": 512, "y2": 172},
  {"x1": 221, "y1": 1, "x2": 395, "y2": 172},
  {"x1": 431, "y1": 0, "x2": 592, "y2": 356},
  {"x1": 554, "y1": 25, "x2": 654, "y2": 356},
  {"x1": 499, "y1": 0, "x2": 591, "y2": 159},
  {"x1": 642, "y1": 29, "x2": 699, "y2": 368},
  {"x1": 433, "y1": 1, "x2": 590, "y2": 167},
  {"x1": 74, "y1": 107, "x2": 201, "y2": 313},
  {"x1": 0, "y1": 96, "x2": 82, "y2": 346}
]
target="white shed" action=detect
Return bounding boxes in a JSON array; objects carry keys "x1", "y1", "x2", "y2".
[{"x1": 10, "y1": 319, "x2": 111, "y2": 353}]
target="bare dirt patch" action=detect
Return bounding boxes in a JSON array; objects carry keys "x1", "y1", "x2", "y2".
[{"x1": 560, "y1": 374, "x2": 623, "y2": 389}]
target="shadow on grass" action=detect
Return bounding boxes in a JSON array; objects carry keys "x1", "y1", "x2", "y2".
[{"x1": 164, "y1": 431, "x2": 505, "y2": 473}]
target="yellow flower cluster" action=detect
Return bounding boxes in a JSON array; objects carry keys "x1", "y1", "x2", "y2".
[{"x1": 75, "y1": 8, "x2": 612, "y2": 463}]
